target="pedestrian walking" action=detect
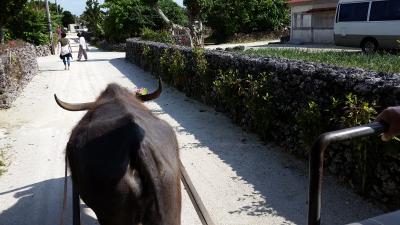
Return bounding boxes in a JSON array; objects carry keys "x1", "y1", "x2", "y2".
[
  {"x1": 56, "y1": 25, "x2": 62, "y2": 40},
  {"x1": 77, "y1": 33, "x2": 88, "y2": 61},
  {"x1": 57, "y1": 32, "x2": 72, "y2": 70}
]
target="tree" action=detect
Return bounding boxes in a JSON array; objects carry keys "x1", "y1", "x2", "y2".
[
  {"x1": 184, "y1": 0, "x2": 209, "y2": 47},
  {"x1": 81, "y1": 0, "x2": 104, "y2": 38},
  {"x1": 102, "y1": 0, "x2": 187, "y2": 43},
  {"x1": 103, "y1": 0, "x2": 152, "y2": 42},
  {"x1": 8, "y1": 2, "x2": 51, "y2": 45},
  {"x1": 144, "y1": 0, "x2": 194, "y2": 46},
  {"x1": 6, "y1": 1, "x2": 63, "y2": 45},
  {"x1": 62, "y1": 11, "x2": 75, "y2": 28},
  {"x1": 204, "y1": 0, "x2": 290, "y2": 42},
  {"x1": 0, "y1": 0, "x2": 27, "y2": 44},
  {"x1": 143, "y1": 0, "x2": 209, "y2": 47},
  {"x1": 159, "y1": 0, "x2": 188, "y2": 27},
  {"x1": 51, "y1": 3, "x2": 64, "y2": 14}
]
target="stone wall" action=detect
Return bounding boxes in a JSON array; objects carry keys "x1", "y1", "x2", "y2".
[
  {"x1": 126, "y1": 39, "x2": 400, "y2": 208},
  {"x1": 97, "y1": 40, "x2": 126, "y2": 52},
  {"x1": 35, "y1": 45, "x2": 52, "y2": 57},
  {"x1": 0, "y1": 44, "x2": 38, "y2": 108}
]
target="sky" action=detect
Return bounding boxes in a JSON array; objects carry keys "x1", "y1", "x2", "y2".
[{"x1": 56, "y1": 0, "x2": 184, "y2": 16}]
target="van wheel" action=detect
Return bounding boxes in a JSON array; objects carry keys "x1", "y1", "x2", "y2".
[{"x1": 361, "y1": 39, "x2": 378, "y2": 53}]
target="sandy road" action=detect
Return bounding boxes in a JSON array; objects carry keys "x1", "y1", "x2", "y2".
[{"x1": 0, "y1": 35, "x2": 383, "y2": 225}]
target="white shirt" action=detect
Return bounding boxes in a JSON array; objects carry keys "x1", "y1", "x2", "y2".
[{"x1": 79, "y1": 37, "x2": 86, "y2": 47}]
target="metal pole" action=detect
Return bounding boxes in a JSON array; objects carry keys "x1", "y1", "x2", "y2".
[
  {"x1": 45, "y1": 0, "x2": 55, "y2": 54},
  {"x1": 180, "y1": 161, "x2": 215, "y2": 225},
  {"x1": 307, "y1": 122, "x2": 387, "y2": 225}
]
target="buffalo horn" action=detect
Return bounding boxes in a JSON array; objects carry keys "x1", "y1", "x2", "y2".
[
  {"x1": 137, "y1": 77, "x2": 162, "y2": 102},
  {"x1": 54, "y1": 94, "x2": 96, "y2": 111}
]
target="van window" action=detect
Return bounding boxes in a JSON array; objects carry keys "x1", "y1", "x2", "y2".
[
  {"x1": 338, "y1": 2, "x2": 369, "y2": 22},
  {"x1": 370, "y1": 0, "x2": 400, "y2": 21}
]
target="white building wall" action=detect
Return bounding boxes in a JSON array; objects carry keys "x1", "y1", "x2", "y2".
[
  {"x1": 290, "y1": 0, "x2": 338, "y2": 44},
  {"x1": 68, "y1": 24, "x2": 77, "y2": 32},
  {"x1": 292, "y1": 30, "x2": 313, "y2": 43},
  {"x1": 313, "y1": 29, "x2": 334, "y2": 43}
]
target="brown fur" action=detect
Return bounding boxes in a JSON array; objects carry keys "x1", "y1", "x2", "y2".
[{"x1": 66, "y1": 83, "x2": 181, "y2": 225}]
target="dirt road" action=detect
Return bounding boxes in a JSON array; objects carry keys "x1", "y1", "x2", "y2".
[{"x1": 0, "y1": 35, "x2": 382, "y2": 225}]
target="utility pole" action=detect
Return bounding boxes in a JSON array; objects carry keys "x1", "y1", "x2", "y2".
[{"x1": 45, "y1": 0, "x2": 55, "y2": 54}]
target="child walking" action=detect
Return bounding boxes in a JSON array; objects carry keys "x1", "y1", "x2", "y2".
[{"x1": 77, "y1": 33, "x2": 88, "y2": 61}]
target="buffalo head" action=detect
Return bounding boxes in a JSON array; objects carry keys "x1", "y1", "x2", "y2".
[{"x1": 54, "y1": 77, "x2": 162, "y2": 111}]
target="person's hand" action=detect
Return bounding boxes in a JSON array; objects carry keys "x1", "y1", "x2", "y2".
[{"x1": 376, "y1": 106, "x2": 400, "y2": 141}]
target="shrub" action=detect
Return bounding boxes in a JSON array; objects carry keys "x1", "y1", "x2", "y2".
[
  {"x1": 6, "y1": 1, "x2": 61, "y2": 45},
  {"x1": 103, "y1": 0, "x2": 151, "y2": 43},
  {"x1": 0, "y1": 150, "x2": 6, "y2": 176},
  {"x1": 204, "y1": 0, "x2": 289, "y2": 42},
  {"x1": 141, "y1": 27, "x2": 174, "y2": 44},
  {"x1": 127, "y1": 41, "x2": 400, "y2": 208},
  {"x1": 189, "y1": 47, "x2": 209, "y2": 97},
  {"x1": 101, "y1": 0, "x2": 187, "y2": 43},
  {"x1": 160, "y1": 48, "x2": 186, "y2": 89}
]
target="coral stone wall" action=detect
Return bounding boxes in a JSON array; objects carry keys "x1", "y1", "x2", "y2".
[
  {"x1": 35, "y1": 45, "x2": 52, "y2": 57},
  {"x1": 126, "y1": 38, "x2": 400, "y2": 208},
  {"x1": 0, "y1": 44, "x2": 39, "y2": 108}
]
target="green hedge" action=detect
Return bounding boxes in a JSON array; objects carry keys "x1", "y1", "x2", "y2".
[{"x1": 126, "y1": 39, "x2": 400, "y2": 208}]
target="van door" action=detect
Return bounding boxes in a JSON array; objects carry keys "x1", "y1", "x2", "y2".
[
  {"x1": 369, "y1": 0, "x2": 400, "y2": 48},
  {"x1": 334, "y1": 1, "x2": 370, "y2": 47}
]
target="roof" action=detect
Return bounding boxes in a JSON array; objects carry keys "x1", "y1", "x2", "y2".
[{"x1": 305, "y1": 7, "x2": 337, "y2": 13}]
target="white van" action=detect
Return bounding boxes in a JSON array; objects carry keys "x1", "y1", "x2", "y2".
[{"x1": 334, "y1": 0, "x2": 400, "y2": 52}]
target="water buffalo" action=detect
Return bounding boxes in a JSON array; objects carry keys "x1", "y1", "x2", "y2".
[{"x1": 55, "y1": 78, "x2": 181, "y2": 225}]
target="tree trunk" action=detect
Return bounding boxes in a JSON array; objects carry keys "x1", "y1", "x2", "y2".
[
  {"x1": 45, "y1": 0, "x2": 55, "y2": 54},
  {"x1": 153, "y1": 3, "x2": 193, "y2": 47},
  {"x1": 154, "y1": 4, "x2": 172, "y2": 27},
  {"x1": 188, "y1": 15, "x2": 203, "y2": 47}
]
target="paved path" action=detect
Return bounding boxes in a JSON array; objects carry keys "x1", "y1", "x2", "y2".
[{"x1": 0, "y1": 36, "x2": 383, "y2": 225}]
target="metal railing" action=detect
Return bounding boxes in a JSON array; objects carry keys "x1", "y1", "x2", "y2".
[{"x1": 307, "y1": 122, "x2": 388, "y2": 225}]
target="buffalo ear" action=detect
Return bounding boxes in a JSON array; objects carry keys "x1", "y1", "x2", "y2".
[{"x1": 54, "y1": 94, "x2": 96, "y2": 111}]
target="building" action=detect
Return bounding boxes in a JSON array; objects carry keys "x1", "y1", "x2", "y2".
[
  {"x1": 68, "y1": 24, "x2": 78, "y2": 33},
  {"x1": 289, "y1": 0, "x2": 339, "y2": 44}
]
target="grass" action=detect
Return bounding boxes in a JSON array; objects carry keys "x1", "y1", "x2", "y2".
[
  {"x1": 0, "y1": 149, "x2": 6, "y2": 176},
  {"x1": 0, "y1": 139, "x2": 10, "y2": 176},
  {"x1": 243, "y1": 48, "x2": 400, "y2": 74}
]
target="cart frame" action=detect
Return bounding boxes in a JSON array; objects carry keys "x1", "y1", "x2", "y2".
[{"x1": 307, "y1": 122, "x2": 387, "y2": 225}]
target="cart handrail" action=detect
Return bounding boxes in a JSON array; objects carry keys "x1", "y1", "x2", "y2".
[{"x1": 307, "y1": 121, "x2": 388, "y2": 225}]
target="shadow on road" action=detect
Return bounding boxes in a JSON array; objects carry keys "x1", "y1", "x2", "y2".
[
  {"x1": 108, "y1": 57, "x2": 381, "y2": 225},
  {"x1": 39, "y1": 69, "x2": 67, "y2": 72},
  {"x1": 0, "y1": 177, "x2": 99, "y2": 225},
  {"x1": 75, "y1": 58, "x2": 111, "y2": 62},
  {"x1": 108, "y1": 58, "x2": 309, "y2": 224}
]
